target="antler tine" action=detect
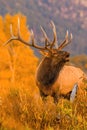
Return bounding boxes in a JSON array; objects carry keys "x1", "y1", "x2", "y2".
[
  {"x1": 30, "y1": 29, "x2": 51, "y2": 51},
  {"x1": 63, "y1": 31, "x2": 73, "y2": 47},
  {"x1": 58, "y1": 30, "x2": 68, "y2": 50},
  {"x1": 70, "y1": 33, "x2": 73, "y2": 40},
  {"x1": 10, "y1": 24, "x2": 14, "y2": 37},
  {"x1": 3, "y1": 18, "x2": 21, "y2": 46},
  {"x1": 50, "y1": 21, "x2": 58, "y2": 49},
  {"x1": 3, "y1": 18, "x2": 51, "y2": 51},
  {"x1": 17, "y1": 17, "x2": 21, "y2": 37},
  {"x1": 40, "y1": 25, "x2": 50, "y2": 47},
  {"x1": 30, "y1": 29, "x2": 36, "y2": 46},
  {"x1": 58, "y1": 30, "x2": 73, "y2": 50},
  {"x1": 3, "y1": 24, "x2": 17, "y2": 46}
]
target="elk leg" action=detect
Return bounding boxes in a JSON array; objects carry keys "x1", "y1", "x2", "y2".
[
  {"x1": 40, "y1": 90, "x2": 48, "y2": 101},
  {"x1": 52, "y1": 92, "x2": 59, "y2": 104}
]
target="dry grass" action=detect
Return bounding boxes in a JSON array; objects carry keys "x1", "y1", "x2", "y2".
[{"x1": 0, "y1": 81, "x2": 87, "y2": 130}]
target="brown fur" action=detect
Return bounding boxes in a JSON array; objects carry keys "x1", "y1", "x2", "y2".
[
  {"x1": 36, "y1": 51, "x2": 69, "y2": 85},
  {"x1": 52, "y1": 65, "x2": 86, "y2": 96},
  {"x1": 36, "y1": 51, "x2": 87, "y2": 102}
]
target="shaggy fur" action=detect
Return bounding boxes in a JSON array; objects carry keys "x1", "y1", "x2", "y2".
[
  {"x1": 36, "y1": 51, "x2": 69, "y2": 87},
  {"x1": 36, "y1": 50, "x2": 86, "y2": 103}
]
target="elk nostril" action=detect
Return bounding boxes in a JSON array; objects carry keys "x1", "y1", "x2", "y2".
[
  {"x1": 66, "y1": 53, "x2": 70, "y2": 57},
  {"x1": 65, "y1": 54, "x2": 70, "y2": 62}
]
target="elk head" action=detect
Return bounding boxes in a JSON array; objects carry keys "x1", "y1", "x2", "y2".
[{"x1": 4, "y1": 18, "x2": 73, "y2": 101}]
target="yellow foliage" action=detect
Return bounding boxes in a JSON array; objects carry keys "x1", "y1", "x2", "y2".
[{"x1": 0, "y1": 14, "x2": 40, "y2": 129}]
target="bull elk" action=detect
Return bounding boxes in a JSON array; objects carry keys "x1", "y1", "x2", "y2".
[{"x1": 4, "y1": 18, "x2": 87, "y2": 103}]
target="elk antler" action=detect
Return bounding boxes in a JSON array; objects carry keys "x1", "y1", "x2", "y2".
[
  {"x1": 3, "y1": 18, "x2": 50, "y2": 50},
  {"x1": 58, "y1": 30, "x2": 73, "y2": 50},
  {"x1": 50, "y1": 21, "x2": 58, "y2": 49},
  {"x1": 40, "y1": 21, "x2": 58, "y2": 49},
  {"x1": 3, "y1": 18, "x2": 57, "y2": 51},
  {"x1": 4, "y1": 18, "x2": 72, "y2": 52}
]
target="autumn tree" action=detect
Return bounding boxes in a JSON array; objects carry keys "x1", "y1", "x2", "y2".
[
  {"x1": 0, "y1": 13, "x2": 38, "y2": 96},
  {"x1": 0, "y1": 13, "x2": 43, "y2": 129}
]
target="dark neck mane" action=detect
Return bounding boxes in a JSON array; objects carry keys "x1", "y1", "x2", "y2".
[{"x1": 36, "y1": 57, "x2": 65, "y2": 87}]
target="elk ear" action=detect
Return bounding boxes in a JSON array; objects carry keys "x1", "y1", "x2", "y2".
[{"x1": 40, "y1": 50, "x2": 51, "y2": 57}]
